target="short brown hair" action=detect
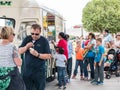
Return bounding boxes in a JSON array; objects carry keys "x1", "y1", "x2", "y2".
[
  {"x1": 0, "y1": 26, "x2": 14, "y2": 39},
  {"x1": 89, "y1": 33, "x2": 95, "y2": 39},
  {"x1": 31, "y1": 24, "x2": 41, "y2": 31},
  {"x1": 96, "y1": 38, "x2": 102, "y2": 43},
  {"x1": 76, "y1": 40, "x2": 81, "y2": 44}
]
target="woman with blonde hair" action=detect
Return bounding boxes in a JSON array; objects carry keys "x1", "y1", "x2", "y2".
[{"x1": 0, "y1": 26, "x2": 26, "y2": 90}]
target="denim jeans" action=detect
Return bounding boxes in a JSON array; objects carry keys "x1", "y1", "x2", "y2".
[
  {"x1": 84, "y1": 57, "x2": 94, "y2": 79},
  {"x1": 57, "y1": 67, "x2": 66, "y2": 87},
  {"x1": 94, "y1": 61, "x2": 104, "y2": 82},
  {"x1": 67, "y1": 57, "x2": 72, "y2": 79},
  {"x1": 73, "y1": 60, "x2": 84, "y2": 76}
]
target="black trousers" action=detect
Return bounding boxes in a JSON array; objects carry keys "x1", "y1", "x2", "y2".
[
  {"x1": 7, "y1": 67, "x2": 26, "y2": 90},
  {"x1": 23, "y1": 70, "x2": 46, "y2": 90}
]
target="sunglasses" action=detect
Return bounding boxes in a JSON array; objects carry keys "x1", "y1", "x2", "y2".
[
  {"x1": 31, "y1": 33, "x2": 39, "y2": 36},
  {"x1": 13, "y1": 33, "x2": 15, "y2": 36}
]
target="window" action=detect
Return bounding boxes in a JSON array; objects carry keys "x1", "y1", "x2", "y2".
[
  {"x1": 17, "y1": 22, "x2": 36, "y2": 40},
  {"x1": 0, "y1": 18, "x2": 15, "y2": 28}
]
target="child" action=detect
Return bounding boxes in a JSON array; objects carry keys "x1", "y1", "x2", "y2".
[
  {"x1": 104, "y1": 54, "x2": 114, "y2": 67},
  {"x1": 72, "y1": 41, "x2": 84, "y2": 80},
  {"x1": 54, "y1": 47, "x2": 67, "y2": 89},
  {"x1": 91, "y1": 38, "x2": 105, "y2": 85}
]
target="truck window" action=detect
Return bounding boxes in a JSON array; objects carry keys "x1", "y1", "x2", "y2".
[
  {"x1": 17, "y1": 22, "x2": 36, "y2": 40},
  {"x1": 0, "y1": 18, "x2": 15, "y2": 28}
]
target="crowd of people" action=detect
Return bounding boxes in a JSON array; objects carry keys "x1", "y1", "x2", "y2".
[
  {"x1": 52, "y1": 29, "x2": 120, "y2": 89},
  {"x1": 0, "y1": 24, "x2": 120, "y2": 90}
]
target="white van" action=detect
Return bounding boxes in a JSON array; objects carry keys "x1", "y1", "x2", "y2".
[{"x1": 0, "y1": 0, "x2": 65, "y2": 81}]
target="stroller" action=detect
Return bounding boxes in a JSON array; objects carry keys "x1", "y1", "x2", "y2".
[{"x1": 104, "y1": 49, "x2": 120, "y2": 79}]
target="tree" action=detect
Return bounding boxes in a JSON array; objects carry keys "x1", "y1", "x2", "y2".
[{"x1": 82, "y1": 0, "x2": 120, "y2": 33}]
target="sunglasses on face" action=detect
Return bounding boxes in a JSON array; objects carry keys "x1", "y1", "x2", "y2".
[
  {"x1": 31, "y1": 33, "x2": 39, "y2": 36},
  {"x1": 13, "y1": 33, "x2": 15, "y2": 36}
]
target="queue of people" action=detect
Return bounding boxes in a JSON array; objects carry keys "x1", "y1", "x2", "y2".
[
  {"x1": 0, "y1": 24, "x2": 120, "y2": 90},
  {"x1": 71, "y1": 30, "x2": 120, "y2": 85},
  {"x1": 53, "y1": 29, "x2": 120, "y2": 87}
]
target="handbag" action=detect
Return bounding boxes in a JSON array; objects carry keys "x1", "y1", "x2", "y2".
[{"x1": 0, "y1": 67, "x2": 14, "y2": 90}]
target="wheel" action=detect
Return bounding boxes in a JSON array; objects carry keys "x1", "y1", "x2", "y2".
[
  {"x1": 106, "y1": 74, "x2": 111, "y2": 79},
  {"x1": 116, "y1": 73, "x2": 120, "y2": 77}
]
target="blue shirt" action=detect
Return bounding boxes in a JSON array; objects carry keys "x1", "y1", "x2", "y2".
[
  {"x1": 68, "y1": 41, "x2": 73, "y2": 58},
  {"x1": 94, "y1": 45, "x2": 104, "y2": 62},
  {"x1": 102, "y1": 34, "x2": 113, "y2": 47},
  {"x1": 86, "y1": 39, "x2": 96, "y2": 57},
  {"x1": 19, "y1": 35, "x2": 51, "y2": 76}
]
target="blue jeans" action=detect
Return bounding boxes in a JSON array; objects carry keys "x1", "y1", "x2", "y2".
[
  {"x1": 84, "y1": 57, "x2": 94, "y2": 79},
  {"x1": 67, "y1": 57, "x2": 72, "y2": 79},
  {"x1": 57, "y1": 67, "x2": 66, "y2": 87},
  {"x1": 73, "y1": 60, "x2": 84, "y2": 76}
]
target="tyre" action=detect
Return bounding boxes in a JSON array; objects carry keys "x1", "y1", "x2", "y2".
[
  {"x1": 116, "y1": 73, "x2": 120, "y2": 77},
  {"x1": 106, "y1": 74, "x2": 111, "y2": 79}
]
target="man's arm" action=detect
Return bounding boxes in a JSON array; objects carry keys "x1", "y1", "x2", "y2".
[
  {"x1": 38, "y1": 38, "x2": 51, "y2": 60},
  {"x1": 18, "y1": 42, "x2": 34, "y2": 54},
  {"x1": 28, "y1": 48, "x2": 51, "y2": 60},
  {"x1": 38, "y1": 53, "x2": 51, "y2": 60},
  {"x1": 18, "y1": 36, "x2": 33, "y2": 54}
]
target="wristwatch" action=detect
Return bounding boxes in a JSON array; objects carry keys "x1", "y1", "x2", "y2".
[{"x1": 37, "y1": 53, "x2": 40, "y2": 58}]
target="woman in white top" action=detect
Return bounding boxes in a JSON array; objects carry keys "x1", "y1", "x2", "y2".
[
  {"x1": 0, "y1": 26, "x2": 25, "y2": 90},
  {"x1": 115, "y1": 33, "x2": 120, "y2": 61}
]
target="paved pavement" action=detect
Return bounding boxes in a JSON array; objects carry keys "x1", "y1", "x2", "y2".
[{"x1": 46, "y1": 76, "x2": 120, "y2": 90}]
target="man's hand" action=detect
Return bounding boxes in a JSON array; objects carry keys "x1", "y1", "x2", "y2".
[
  {"x1": 26, "y1": 42, "x2": 34, "y2": 49},
  {"x1": 51, "y1": 40, "x2": 55, "y2": 44},
  {"x1": 29, "y1": 48, "x2": 39, "y2": 57}
]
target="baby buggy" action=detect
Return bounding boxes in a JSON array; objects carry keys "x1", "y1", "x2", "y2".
[{"x1": 104, "y1": 49, "x2": 120, "y2": 79}]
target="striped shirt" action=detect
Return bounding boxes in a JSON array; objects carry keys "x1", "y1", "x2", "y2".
[{"x1": 0, "y1": 43, "x2": 18, "y2": 67}]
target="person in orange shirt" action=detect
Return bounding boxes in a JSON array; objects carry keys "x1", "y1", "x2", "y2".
[{"x1": 72, "y1": 41, "x2": 84, "y2": 80}]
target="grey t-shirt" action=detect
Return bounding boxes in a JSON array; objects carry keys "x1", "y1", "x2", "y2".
[
  {"x1": 0, "y1": 43, "x2": 18, "y2": 67},
  {"x1": 54, "y1": 53, "x2": 67, "y2": 67}
]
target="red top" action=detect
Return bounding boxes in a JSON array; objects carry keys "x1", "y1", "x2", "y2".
[
  {"x1": 84, "y1": 40, "x2": 90, "y2": 46},
  {"x1": 57, "y1": 39, "x2": 68, "y2": 59}
]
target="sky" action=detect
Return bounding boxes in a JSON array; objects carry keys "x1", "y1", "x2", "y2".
[{"x1": 36, "y1": 0, "x2": 90, "y2": 29}]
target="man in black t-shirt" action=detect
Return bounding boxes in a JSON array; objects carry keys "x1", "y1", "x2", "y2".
[{"x1": 19, "y1": 24, "x2": 51, "y2": 90}]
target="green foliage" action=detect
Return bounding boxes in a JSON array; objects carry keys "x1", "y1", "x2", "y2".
[{"x1": 82, "y1": 0, "x2": 120, "y2": 33}]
